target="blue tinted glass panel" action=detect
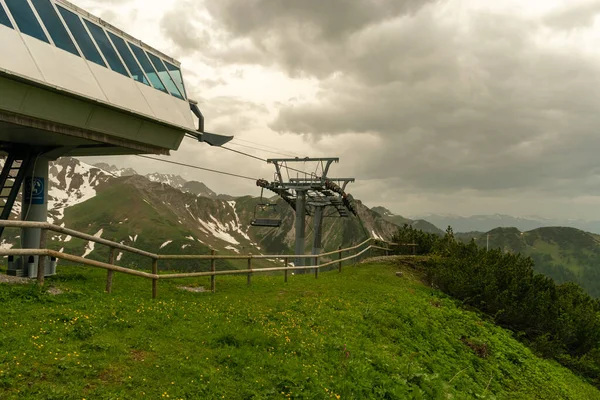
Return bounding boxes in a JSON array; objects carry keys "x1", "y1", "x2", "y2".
[
  {"x1": 31, "y1": 0, "x2": 78, "y2": 56},
  {"x1": 147, "y1": 53, "x2": 183, "y2": 99},
  {"x1": 0, "y1": 4, "x2": 13, "y2": 28},
  {"x1": 4, "y1": 0, "x2": 49, "y2": 42},
  {"x1": 58, "y1": 6, "x2": 105, "y2": 67},
  {"x1": 129, "y1": 43, "x2": 167, "y2": 93},
  {"x1": 84, "y1": 21, "x2": 128, "y2": 77},
  {"x1": 108, "y1": 32, "x2": 149, "y2": 85},
  {"x1": 165, "y1": 62, "x2": 187, "y2": 99}
]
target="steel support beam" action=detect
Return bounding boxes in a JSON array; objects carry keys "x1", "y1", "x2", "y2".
[
  {"x1": 311, "y1": 206, "x2": 324, "y2": 262},
  {"x1": 294, "y1": 190, "x2": 307, "y2": 269}
]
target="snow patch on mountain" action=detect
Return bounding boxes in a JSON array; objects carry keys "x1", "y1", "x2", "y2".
[
  {"x1": 160, "y1": 240, "x2": 173, "y2": 249},
  {"x1": 371, "y1": 230, "x2": 383, "y2": 240},
  {"x1": 227, "y1": 201, "x2": 251, "y2": 241},
  {"x1": 82, "y1": 229, "x2": 103, "y2": 258},
  {"x1": 47, "y1": 158, "x2": 113, "y2": 223},
  {"x1": 225, "y1": 245, "x2": 240, "y2": 253},
  {"x1": 147, "y1": 173, "x2": 187, "y2": 189},
  {"x1": 198, "y1": 216, "x2": 240, "y2": 245}
]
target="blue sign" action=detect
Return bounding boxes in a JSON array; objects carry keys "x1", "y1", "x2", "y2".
[{"x1": 24, "y1": 177, "x2": 45, "y2": 205}]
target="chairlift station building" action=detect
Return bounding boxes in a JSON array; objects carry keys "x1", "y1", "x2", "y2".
[{"x1": 0, "y1": 0, "x2": 220, "y2": 276}]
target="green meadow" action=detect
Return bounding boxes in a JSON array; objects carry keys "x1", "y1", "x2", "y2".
[{"x1": 0, "y1": 261, "x2": 597, "y2": 399}]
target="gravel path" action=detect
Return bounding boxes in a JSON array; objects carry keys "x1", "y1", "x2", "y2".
[{"x1": 0, "y1": 274, "x2": 31, "y2": 284}]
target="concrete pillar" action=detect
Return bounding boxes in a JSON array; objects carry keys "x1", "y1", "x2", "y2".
[
  {"x1": 311, "y1": 206, "x2": 324, "y2": 263},
  {"x1": 294, "y1": 190, "x2": 306, "y2": 269},
  {"x1": 21, "y1": 157, "x2": 49, "y2": 276}
]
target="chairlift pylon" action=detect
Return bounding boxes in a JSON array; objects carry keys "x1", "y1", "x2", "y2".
[{"x1": 251, "y1": 186, "x2": 283, "y2": 228}]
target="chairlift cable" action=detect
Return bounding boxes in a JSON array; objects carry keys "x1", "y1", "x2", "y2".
[
  {"x1": 220, "y1": 146, "x2": 317, "y2": 177},
  {"x1": 135, "y1": 155, "x2": 258, "y2": 182},
  {"x1": 232, "y1": 137, "x2": 305, "y2": 157},
  {"x1": 228, "y1": 141, "x2": 297, "y2": 158}
]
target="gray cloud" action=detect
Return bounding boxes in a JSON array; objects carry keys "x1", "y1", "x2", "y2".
[
  {"x1": 85, "y1": 0, "x2": 600, "y2": 218},
  {"x1": 544, "y1": 1, "x2": 600, "y2": 30},
  {"x1": 161, "y1": 0, "x2": 437, "y2": 75},
  {"x1": 258, "y1": 8, "x2": 600, "y2": 197}
]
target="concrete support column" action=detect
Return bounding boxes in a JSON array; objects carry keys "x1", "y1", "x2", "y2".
[
  {"x1": 21, "y1": 157, "x2": 49, "y2": 276},
  {"x1": 294, "y1": 190, "x2": 306, "y2": 269}
]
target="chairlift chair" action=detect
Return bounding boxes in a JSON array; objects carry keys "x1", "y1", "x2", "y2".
[{"x1": 251, "y1": 187, "x2": 283, "y2": 228}]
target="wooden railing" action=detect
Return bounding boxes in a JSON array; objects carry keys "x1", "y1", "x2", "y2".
[{"x1": 0, "y1": 221, "x2": 416, "y2": 298}]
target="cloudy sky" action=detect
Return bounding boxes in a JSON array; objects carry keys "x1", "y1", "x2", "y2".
[{"x1": 79, "y1": 0, "x2": 600, "y2": 220}]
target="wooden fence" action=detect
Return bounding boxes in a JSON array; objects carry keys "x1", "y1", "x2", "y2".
[{"x1": 0, "y1": 220, "x2": 416, "y2": 298}]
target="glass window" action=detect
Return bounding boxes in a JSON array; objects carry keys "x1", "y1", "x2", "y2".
[
  {"x1": 0, "y1": 4, "x2": 13, "y2": 28},
  {"x1": 57, "y1": 6, "x2": 105, "y2": 67},
  {"x1": 128, "y1": 43, "x2": 167, "y2": 93},
  {"x1": 108, "y1": 32, "x2": 149, "y2": 85},
  {"x1": 146, "y1": 52, "x2": 184, "y2": 99},
  {"x1": 4, "y1": 0, "x2": 49, "y2": 42},
  {"x1": 165, "y1": 62, "x2": 187, "y2": 99},
  {"x1": 31, "y1": 0, "x2": 78, "y2": 56},
  {"x1": 84, "y1": 20, "x2": 128, "y2": 77}
]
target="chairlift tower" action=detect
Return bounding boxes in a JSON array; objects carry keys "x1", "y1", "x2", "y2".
[
  {"x1": 0, "y1": 0, "x2": 231, "y2": 277},
  {"x1": 260, "y1": 158, "x2": 356, "y2": 269}
]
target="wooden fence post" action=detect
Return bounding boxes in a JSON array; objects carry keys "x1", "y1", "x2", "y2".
[
  {"x1": 338, "y1": 246, "x2": 342, "y2": 273},
  {"x1": 37, "y1": 229, "x2": 47, "y2": 286},
  {"x1": 106, "y1": 247, "x2": 115, "y2": 293},
  {"x1": 314, "y1": 256, "x2": 319, "y2": 279},
  {"x1": 210, "y1": 249, "x2": 216, "y2": 293},
  {"x1": 413, "y1": 244, "x2": 416, "y2": 256},
  {"x1": 152, "y1": 259, "x2": 158, "y2": 299},
  {"x1": 247, "y1": 256, "x2": 252, "y2": 286},
  {"x1": 284, "y1": 257, "x2": 289, "y2": 283}
]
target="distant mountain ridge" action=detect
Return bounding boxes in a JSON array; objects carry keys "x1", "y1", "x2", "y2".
[
  {"x1": 372, "y1": 207, "x2": 444, "y2": 235},
  {"x1": 416, "y1": 213, "x2": 600, "y2": 235},
  {"x1": 462, "y1": 226, "x2": 600, "y2": 297},
  {"x1": 93, "y1": 162, "x2": 221, "y2": 199}
]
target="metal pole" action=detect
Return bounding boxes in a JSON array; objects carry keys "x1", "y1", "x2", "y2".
[
  {"x1": 338, "y1": 246, "x2": 342, "y2": 272},
  {"x1": 314, "y1": 256, "x2": 319, "y2": 279},
  {"x1": 294, "y1": 190, "x2": 306, "y2": 270},
  {"x1": 284, "y1": 257, "x2": 289, "y2": 283}
]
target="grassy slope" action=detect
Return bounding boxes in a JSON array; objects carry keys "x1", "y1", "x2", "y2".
[{"x1": 0, "y1": 263, "x2": 598, "y2": 399}]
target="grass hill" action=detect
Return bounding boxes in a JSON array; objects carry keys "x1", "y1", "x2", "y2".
[
  {"x1": 462, "y1": 226, "x2": 600, "y2": 297},
  {"x1": 0, "y1": 261, "x2": 598, "y2": 399}
]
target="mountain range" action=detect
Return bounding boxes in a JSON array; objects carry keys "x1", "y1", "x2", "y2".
[
  {"x1": 416, "y1": 213, "x2": 600, "y2": 235},
  {"x1": 6, "y1": 157, "x2": 600, "y2": 297},
  {"x1": 1, "y1": 157, "x2": 405, "y2": 271}
]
